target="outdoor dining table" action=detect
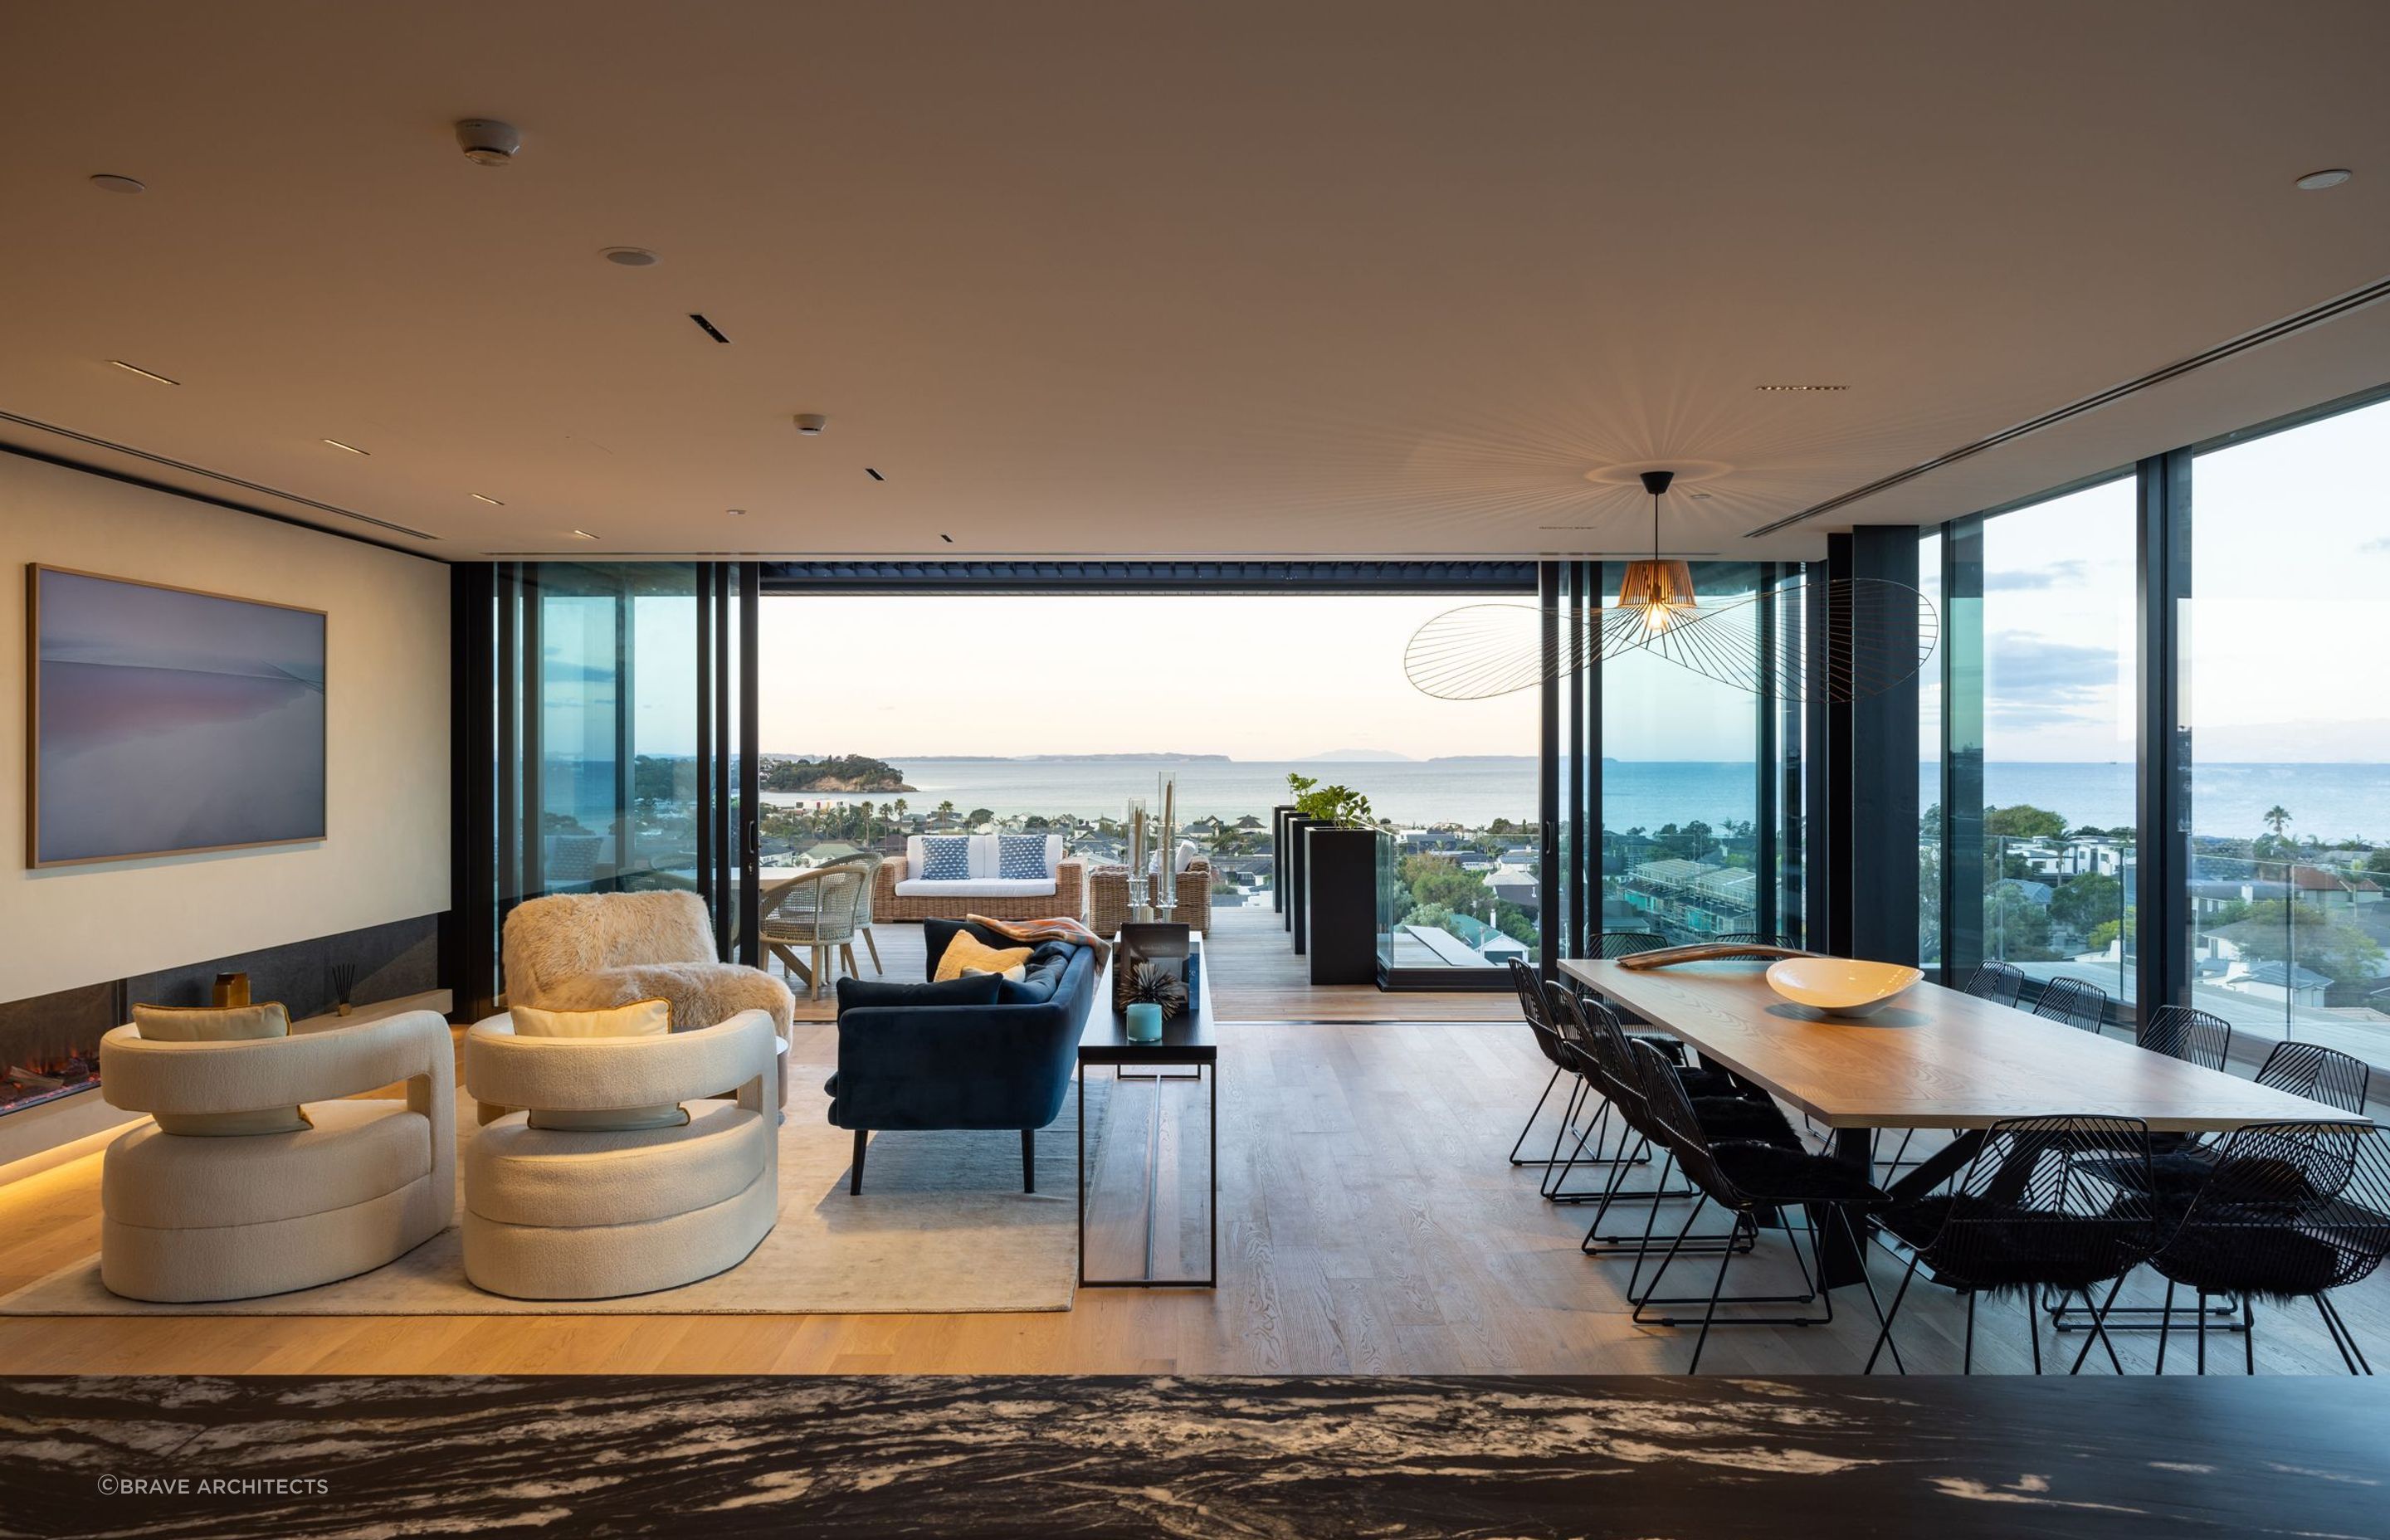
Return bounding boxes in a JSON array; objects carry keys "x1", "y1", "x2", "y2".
[{"x1": 1561, "y1": 956, "x2": 2375, "y2": 1288}]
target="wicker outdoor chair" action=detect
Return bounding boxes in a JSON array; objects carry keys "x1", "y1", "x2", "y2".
[
  {"x1": 1089, "y1": 858, "x2": 1214, "y2": 936},
  {"x1": 821, "y1": 850, "x2": 885, "y2": 973},
  {"x1": 760, "y1": 865, "x2": 869, "y2": 1000}
]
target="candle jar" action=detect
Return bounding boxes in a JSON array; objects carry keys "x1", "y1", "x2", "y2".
[{"x1": 1125, "y1": 1001, "x2": 1163, "y2": 1043}]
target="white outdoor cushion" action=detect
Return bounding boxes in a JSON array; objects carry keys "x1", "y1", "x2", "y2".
[{"x1": 891, "y1": 877, "x2": 1061, "y2": 899}]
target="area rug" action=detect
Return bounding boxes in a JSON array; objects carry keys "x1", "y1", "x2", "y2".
[
  {"x1": 6, "y1": 1374, "x2": 2386, "y2": 1539},
  {"x1": 0, "y1": 1070, "x2": 1103, "y2": 1317}
]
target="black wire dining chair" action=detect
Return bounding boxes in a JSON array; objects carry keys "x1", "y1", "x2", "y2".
[
  {"x1": 2148, "y1": 1120, "x2": 2390, "y2": 1375},
  {"x1": 1554, "y1": 990, "x2": 1797, "y2": 1250},
  {"x1": 1590, "y1": 930, "x2": 1671, "y2": 958},
  {"x1": 1866, "y1": 1115, "x2": 2162, "y2": 1375},
  {"x1": 2256, "y1": 1040, "x2": 2373, "y2": 1115},
  {"x1": 2032, "y1": 977, "x2": 2111, "y2": 1035},
  {"x1": 1627, "y1": 1040, "x2": 1897, "y2": 1372},
  {"x1": 1963, "y1": 960, "x2": 2027, "y2": 1006},
  {"x1": 1708, "y1": 932, "x2": 1807, "y2": 951},
  {"x1": 2137, "y1": 1004, "x2": 2233, "y2": 1073},
  {"x1": 1503, "y1": 958, "x2": 1579, "y2": 1168}
]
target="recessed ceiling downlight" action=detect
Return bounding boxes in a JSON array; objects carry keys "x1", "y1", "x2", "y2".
[
  {"x1": 602, "y1": 246, "x2": 660, "y2": 267},
  {"x1": 2295, "y1": 168, "x2": 2353, "y2": 191},
  {"x1": 89, "y1": 173, "x2": 145, "y2": 193}
]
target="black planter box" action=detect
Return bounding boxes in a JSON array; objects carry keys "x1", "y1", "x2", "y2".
[
  {"x1": 1305, "y1": 825, "x2": 1381, "y2": 986},
  {"x1": 1270, "y1": 803, "x2": 1296, "y2": 916},
  {"x1": 1284, "y1": 815, "x2": 1328, "y2": 952}
]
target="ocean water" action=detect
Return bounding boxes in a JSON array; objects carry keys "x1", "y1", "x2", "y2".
[{"x1": 763, "y1": 757, "x2": 2386, "y2": 842}]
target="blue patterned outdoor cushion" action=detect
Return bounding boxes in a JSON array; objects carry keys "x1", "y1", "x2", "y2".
[
  {"x1": 919, "y1": 835, "x2": 973, "y2": 881},
  {"x1": 998, "y1": 833, "x2": 1052, "y2": 880}
]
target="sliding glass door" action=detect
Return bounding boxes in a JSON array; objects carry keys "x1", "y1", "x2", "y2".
[{"x1": 451, "y1": 561, "x2": 758, "y2": 1017}]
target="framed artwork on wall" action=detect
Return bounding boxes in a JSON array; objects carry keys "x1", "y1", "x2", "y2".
[{"x1": 26, "y1": 565, "x2": 326, "y2": 867}]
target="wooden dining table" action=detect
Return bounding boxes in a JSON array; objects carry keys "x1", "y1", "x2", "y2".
[{"x1": 1561, "y1": 956, "x2": 2374, "y2": 1287}]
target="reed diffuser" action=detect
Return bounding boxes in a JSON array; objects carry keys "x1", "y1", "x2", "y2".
[{"x1": 329, "y1": 962, "x2": 357, "y2": 1017}]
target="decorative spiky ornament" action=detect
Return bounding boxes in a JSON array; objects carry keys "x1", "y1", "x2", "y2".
[{"x1": 1129, "y1": 961, "x2": 1189, "y2": 1019}]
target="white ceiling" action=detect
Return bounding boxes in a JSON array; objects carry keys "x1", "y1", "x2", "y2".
[{"x1": 2, "y1": 0, "x2": 2387, "y2": 562}]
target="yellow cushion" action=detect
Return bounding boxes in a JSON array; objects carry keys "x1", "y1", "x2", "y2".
[
  {"x1": 934, "y1": 933, "x2": 1033, "y2": 983},
  {"x1": 511, "y1": 999, "x2": 672, "y2": 1040},
  {"x1": 132, "y1": 1002, "x2": 313, "y2": 1138},
  {"x1": 511, "y1": 999, "x2": 688, "y2": 1133}
]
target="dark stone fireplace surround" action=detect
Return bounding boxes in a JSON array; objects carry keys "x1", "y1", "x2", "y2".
[{"x1": 0, "y1": 914, "x2": 443, "y2": 1119}]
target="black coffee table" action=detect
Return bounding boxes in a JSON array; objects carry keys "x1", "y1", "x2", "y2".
[{"x1": 1079, "y1": 937, "x2": 1217, "y2": 1288}]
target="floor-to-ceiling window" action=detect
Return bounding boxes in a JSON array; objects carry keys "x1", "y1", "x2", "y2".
[
  {"x1": 2186, "y1": 395, "x2": 2390, "y2": 1063},
  {"x1": 1600, "y1": 562, "x2": 1778, "y2": 944},
  {"x1": 1919, "y1": 530, "x2": 1944, "y2": 974},
  {"x1": 754, "y1": 585, "x2": 1543, "y2": 982},
  {"x1": 1976, "y1": 480, "x2": 2138, "y2": 1014}
]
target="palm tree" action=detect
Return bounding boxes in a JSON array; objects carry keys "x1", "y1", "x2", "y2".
[
  {"x1": 934, "y1": 798, "x2": 957, "y2": 828},
  {"x1": 2265, "y1": 805, "x2": 2293, "y2": 839}
]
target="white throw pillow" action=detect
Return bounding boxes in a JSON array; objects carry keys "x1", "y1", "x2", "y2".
[{"x1": 513, "y1": 999, "x2": 689, "y2": 1133}]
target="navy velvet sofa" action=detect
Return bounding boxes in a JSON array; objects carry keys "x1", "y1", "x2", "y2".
[{"x1": 827, "y1": 919, "x2": 1097, "y2": 1193}]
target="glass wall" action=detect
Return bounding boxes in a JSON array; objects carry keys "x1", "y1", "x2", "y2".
[
  {"x1": 1600, "y1": 561, "x2": 1778, "y2": 945},
  {"x1": 1918, "y1": 530, "x2": 1944, "y2": 975},
  {"x1": 1973, "y1": 480, "x2": 2138, "y2": 1015},
  {"x1": 525, "y1": 564, "x2": 703, "y2": 894},
  {"x1": 2186, "y1": 396, "x2": 2390, "y2": 1063}
]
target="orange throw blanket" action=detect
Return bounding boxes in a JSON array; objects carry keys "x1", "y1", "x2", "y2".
[{"x1": 965, "y1": 914, "x2": 1112, "y2": 965}]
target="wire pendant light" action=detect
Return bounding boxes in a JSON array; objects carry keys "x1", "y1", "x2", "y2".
[{"x1": 1404, "y1": 470, "x2": 1939, "y2": 702}]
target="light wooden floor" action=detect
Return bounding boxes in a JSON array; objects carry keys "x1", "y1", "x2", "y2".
[
  {"x1": 787, "y1": 904, "x2": 1516, "y2": 1023},
  {"x1": 2, "y1": 1018, "x2": 2381, "y2": 1377}
]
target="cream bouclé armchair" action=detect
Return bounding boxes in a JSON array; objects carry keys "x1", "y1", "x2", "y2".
[
  {"x1": 461, "y1": 1007, "x2": 780, "y2": 1299},
  {"x1": 501, "y1": 889, "x2": 793, "y2": 1109},
  {"x1": 96, "y1": 1010, "x2": 455, "y2": 1302}
]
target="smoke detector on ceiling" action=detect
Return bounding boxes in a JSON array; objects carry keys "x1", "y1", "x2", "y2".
[
  {"x1": 793, "y1": 413, "x2": 829, "y2": 435},
  {"x1": 454, "y1": 119, "x2": 522, "y2": 167}
]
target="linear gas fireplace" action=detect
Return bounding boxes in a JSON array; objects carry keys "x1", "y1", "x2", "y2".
[{"x1": 0, "y1": 985, "x2": 115, "y2": 1119}]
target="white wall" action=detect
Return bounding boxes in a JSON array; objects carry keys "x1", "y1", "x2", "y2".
[{"x1": 0, "y1": 454, "x2": 449, "y2": 1002}]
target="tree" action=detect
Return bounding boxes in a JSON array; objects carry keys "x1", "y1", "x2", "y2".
[
  {"x1": 2368, "y1": 848, "x2": 2390, "y2": 878},
  {"x1": 1402, "y1": 853, "x2": 1489, "y2": 914},
  {"x1": 2046, "y1": 872, "x2": 2123, "y2": 939},
  {"x1": 1983, "y1": 885, "x2": 2057, "y2": 960},
  {"x1": 1984, "y1": 804, "x2": 2067, "y2": 840},
  {"x1": 2212, "y1": 901, "x2": 2383, "y2": 984},
  {"x1": 934, "y1": 799, "x2": 957, "y2": 826},
  {"x1": 2264, "y1": 805, "x2": 2293, "y2": 840},
  {"x1": 967, "y1": 807, "x2": 995, "y2": 827}
]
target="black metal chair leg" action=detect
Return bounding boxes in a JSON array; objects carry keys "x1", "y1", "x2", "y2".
[
  {"x1": 2029, "y1": 1291, "x2": 2043, "y2": 1375},
  {"x1": 2317, "y1": 1294, "x2": 2371, "y2": 1375},
  {"x1": 1685, "y1": 1221, "x2": 1739, "y2": 1375},
  {"x1": 1864, "y1": 1250, "x2": 1923, "y2": 1374},
  {"x1": 1962, "y1": 1290, "x2": 1977, "y2": 1376},
  {"x1": 1838, "y1": 1209, "x2": 1903, "y2": 1374},
  {"x1": 2197, "y1": 1289, "x2": 2207, "y2": 1375},
  {"x1": 2157, "y1": 1281, "x2": 2174, "y2": 1374},
  {"x1": 2070, "y1": 1279, "x2": 2129, "y2": 1375},
  {"x1": 1507, "y1": 1065, "x2": 1563, "y2": 1165},
  {"x1": 2244, "y1": 1295, "x2": 2256, "y2": 1375}
]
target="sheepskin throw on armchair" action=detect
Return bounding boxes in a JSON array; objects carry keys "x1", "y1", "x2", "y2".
[{"x1": 501, "y1": 890, "x2": 793, "y2": 1104}]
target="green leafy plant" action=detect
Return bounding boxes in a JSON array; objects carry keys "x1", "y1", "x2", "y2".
[
  {"x1": 1287, "y1": 772, "x2": 1318, "y2": 798},
  {"x1": 1295, "y1": 783, "x2": 1376, "y2": 829}
]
